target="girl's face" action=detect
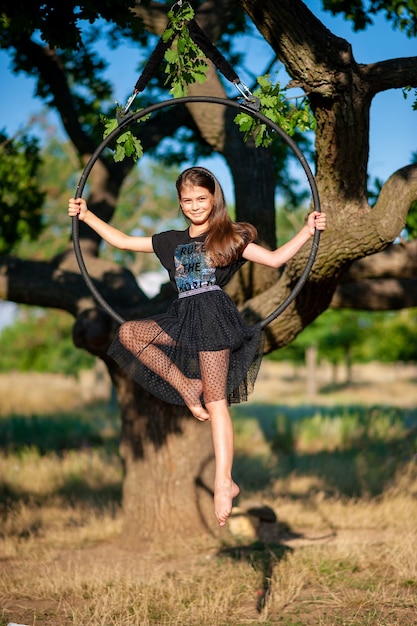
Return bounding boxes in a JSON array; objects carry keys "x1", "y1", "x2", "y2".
[{"x1": 179, "y1": 184, "x2": 215, "y2": 229}]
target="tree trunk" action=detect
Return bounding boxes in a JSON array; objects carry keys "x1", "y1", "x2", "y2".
[
  {"x1": 109, "y1": 366, "x2": 222, "y2": 548},
  {"x1": 345, "y1": 347, "x2": 353, "y2": 385},
  {"x1": 305, "y1": 344, "x2": 318, "y2": 398}
]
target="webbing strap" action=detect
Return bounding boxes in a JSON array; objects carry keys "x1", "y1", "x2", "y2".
[
  {"x1": 134, "y1": 34, "x2": 175, "y2": 93},
  {"x1": 187, "y1": 20, "x2": 239, "y2": 84},
  {"x1": 125, "y1": 15, "x2": 241, "y2": 112}
]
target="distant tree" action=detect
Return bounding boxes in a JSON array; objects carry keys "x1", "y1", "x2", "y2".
[
  {"x1": 273, "y1": 309, "x2": 362, "y2": 384},
  {"x1": 276, "y1": 307, "x2": 417, "y2": 386},
  {"x1": 0, "y1": 308, "x2": 95, "y2": 374},
  {"x1": 0, "y1": 133, "x2": 45, "y2": 253},
  {"x1": 321, "y1": 0, "x2": 417, "y2": 37},
  {"x1": 357, "y1": 309, "x2": 417, "y2": 363}
]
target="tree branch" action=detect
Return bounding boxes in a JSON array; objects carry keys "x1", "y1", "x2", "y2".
[
  {"x1": 239, "y1": 0, "x2": 416, "y2": 209},
  {"x1": 0, "y1": 254, "x2": 146, "y2": 318},
  {"x1": 14, "y1": 37, "x2": 97, "y2": 157},
  {"x1": 361, "y1": 57, "x2": 417, "y2": 96},
  {"x1": 330, "y1": 240, "x2": 417, "y2": 309},
  {"x1": 331, "y1": 278, "x2": 417, "y2": 310},
  {"x1": 340, "y1": 240, "x2": 417, "y2": 281},
  {"x1": 239, "y1": 0, "x2": 356, "y2": 92}
]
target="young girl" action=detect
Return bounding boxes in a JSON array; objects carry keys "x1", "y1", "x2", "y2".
[{"x1": 68, "y1": 166, "x2": 326, "y2": 526}]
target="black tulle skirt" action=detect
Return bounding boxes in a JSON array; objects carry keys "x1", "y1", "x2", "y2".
[{"x1": 107, "y1": 287, "x2": 264, "y2": 406}]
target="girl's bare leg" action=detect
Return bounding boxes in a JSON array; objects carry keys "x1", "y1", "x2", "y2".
[
  {"x1": 206, "y1": 399, "x2": 240, "y2": 526},
  {"x1": 199, "y1": 350, "x2": 240, "y2": 526},
  {"x1": 119, "y1": 321, "x2": 209, "y2": 421}
]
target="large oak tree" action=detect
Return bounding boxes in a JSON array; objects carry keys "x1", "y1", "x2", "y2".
[{"x1": 0, "y1": 0, "x2": 416, "y2": 547}]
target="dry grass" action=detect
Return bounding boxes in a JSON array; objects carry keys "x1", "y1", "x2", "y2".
[
  {"x1": 1, "y1": 364, "x2": 417, "y2": 625},
  {"x1": 252, "y1": 360, "x2": 417, "y2": 408}
]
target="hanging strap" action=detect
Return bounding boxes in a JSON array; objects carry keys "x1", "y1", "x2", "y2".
[
  {"x1": 186, "y1": 19, "x2": 239, "y2": 84},
  {"x1": 123, "y1": 12, "x2": 258, "y2": 114},
  {"x1": 134, "y1": 36, "x2": 175, "y2": 94}
]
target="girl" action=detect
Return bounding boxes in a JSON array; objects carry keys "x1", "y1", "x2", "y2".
[{"x1": 68, "y1": 166, "x2": 326, "y2": 526}]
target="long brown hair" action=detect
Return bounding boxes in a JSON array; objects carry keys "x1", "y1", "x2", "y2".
[{"x1": 176, "y1": 167, "x2": 257, "y2": 266}]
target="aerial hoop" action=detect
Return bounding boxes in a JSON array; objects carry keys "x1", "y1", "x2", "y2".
[{"x1": 72, "y1": 95, "x2": 321, "y2": 328}]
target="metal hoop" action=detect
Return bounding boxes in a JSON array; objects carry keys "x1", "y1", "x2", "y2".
[{"x1": 72, "y1": 95, "x2": 321, "y2": 327}]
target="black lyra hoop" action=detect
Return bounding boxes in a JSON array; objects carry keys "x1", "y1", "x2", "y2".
[{"x1": 72, "y1": 95, "x2": 321, "y2": 328}]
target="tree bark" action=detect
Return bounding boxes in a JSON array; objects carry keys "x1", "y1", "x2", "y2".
[{"x1": 110, "y1": 365, "x2": 221, "y2": 549}]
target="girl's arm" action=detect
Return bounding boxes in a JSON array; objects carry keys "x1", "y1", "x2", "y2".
[
  {"x1": 68, "y1": 198, "x2": 154, "y2": 253},
  {"x1": 243, "y1": 211, "x2": 326, "y2": 268}
]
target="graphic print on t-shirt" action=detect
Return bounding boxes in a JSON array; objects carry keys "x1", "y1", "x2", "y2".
[{"x1": 174, "y1": 241, "x2": 216, "y2": 293}]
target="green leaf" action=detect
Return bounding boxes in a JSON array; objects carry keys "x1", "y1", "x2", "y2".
[
  {"x1": 171, "y1": 82, "x2": 186, "y2": 98},
  {"x1": 161, "y1": 3, "x2": 208, "y2": 98},
  {"x1": 177, "y1": 36, "x2": 186, "y2": 54},
  {"x1": 193, "y1": 71, "x2": 207, "y2": 85},
  {"x1": 102, "y1": 116, "x2": 118, "y2": 138},
  {"x1": 114, "y1": 144, "x2": 126, "y2": 162},
  {"x1": 262, "y1": 94, "x2": 281, "y2": 108},
  {"x1": 116, "y1": 131, "x2": 130, "y2": 145},
  {"x1": 234, "y1": 74, "x2": 316, "y2": 148},
  {"x1": 162, "y1": 27, "x2": 174, "y2": 42},
  {"x1": 235, "y1": 113, "x2": 253, "y2": 132},
  {"x1": 164, "y1": 47, "x2": 178, "y2": 64}
]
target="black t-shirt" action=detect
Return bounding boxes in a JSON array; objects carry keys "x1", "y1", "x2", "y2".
[{"x1": 152, "y1": 229, "x2": 247, "y2": 294}]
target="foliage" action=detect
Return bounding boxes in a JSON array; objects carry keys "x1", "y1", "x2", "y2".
[
  {"x1": 359, "y1": 309, "x2": 417, "y2": 362},
  {"x1": 322, "y1": 0, "x2": 417, "y2": 37},
  {"x1": 100, "y1": 1, "x2": 210, "y2": 163},
  {"x1": 9, "y1": 129, "x2": 181, "y2": 266},
  {"x1": 162, "y1": 2, "x2": 208, "y2": 98},
  {"x1": 402, "y1": 86, "x2": 417, "y2": 111},
  {"x1": 103, "y1": 44, "x2": 316, "y2": 162},
  {"x1": 10, "y1": 129, "x2": 84, "y2": 260},
  {"x1": 0, "y1": 1, "x2": 415, "y2": 369},
  {"x1": 100, "y1": 110, "x2": 147, "y2": 162},
  {"x1": 234, "y1": 75, "x2": 316, "y2": 148},
  {"x1": 0, "y1": 151, "x2": 182, "y2": 377},
  {"x1": 272, "y1": 307, "x2": 417, "y2": 366},
  {"x1": 0, "y1": 132, "x2": 45, "y2": 253},
  {"x1": 0, "y1": 308, "x2": 95, "y2": 374},
  {"x1": 0, "y1": 0, "x2": 137, "y2": 50}
]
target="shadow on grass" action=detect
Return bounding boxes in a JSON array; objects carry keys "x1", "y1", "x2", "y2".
[
  {"x1": 2, "y1": 400, "x2": 417, "y2": 538},
  {"x1": 0, "y1": 402, "x2": 120, "y2": 454},
  {"x1": 0, "y1": 402, "x2": 123, "y2": 514},
  {"x1": 219, "y1": 540, "x2": 293, "y2": 613},
  {"x1": 232, "y1": 402, "x2": 417, "y2": 499},
  {"x1": 0, "y1": 471, "x2": 122, "y2": 517},
  {"x1": 3, "y1": 399, "x2": 415, "y2": 615}
]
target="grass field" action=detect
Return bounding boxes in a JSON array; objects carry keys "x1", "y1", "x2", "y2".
[{"x1": 1, "y1": 362, "x2": 417, "y2": 625}]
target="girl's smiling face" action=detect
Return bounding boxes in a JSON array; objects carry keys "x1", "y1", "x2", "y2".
[{"x1": 179, "y1": 184, "x2": 215, "y2": 235}]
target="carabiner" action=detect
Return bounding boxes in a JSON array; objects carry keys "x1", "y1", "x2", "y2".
[
  {"x1": 234, "y1": 82, "x2": 260, "y2": 111},
  {"x1": 123, "y1": 90, "x2": 138, "y2": 115}
]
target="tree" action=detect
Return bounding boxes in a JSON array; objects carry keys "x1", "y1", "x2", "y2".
[
  {"x1": 0, "y1": 133, "x2": 45, "y2": 253},
  {"x1": 0, "y1": 0, "x2": 416, "y2": 547},
  {"x1": 0, "y1": 308, "x2": 95, "y2": 374}
]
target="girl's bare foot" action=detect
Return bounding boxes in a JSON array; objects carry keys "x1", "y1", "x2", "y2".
[
  {"x1": 214, "y1": 479, "x2": 240, "y2": 526},
  {"x1": 184, "y1": 379, "x2": 210, "y2": 421}
]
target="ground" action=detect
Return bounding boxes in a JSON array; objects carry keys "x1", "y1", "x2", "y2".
[{"x1": 1, "y1": 361, "x2": 416, "y2": 625}]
